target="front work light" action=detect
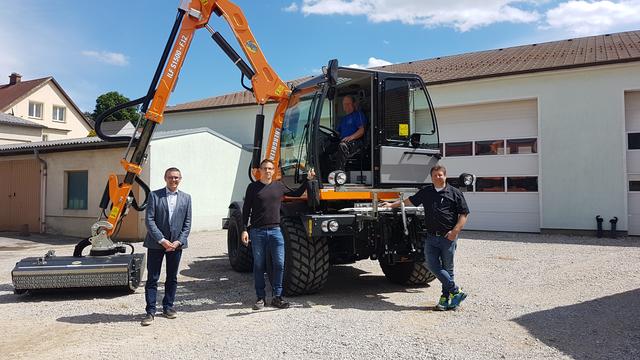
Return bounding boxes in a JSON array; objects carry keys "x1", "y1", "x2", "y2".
[{"x1": 328, "y1": 170, "x2": 348, "y2": 185}]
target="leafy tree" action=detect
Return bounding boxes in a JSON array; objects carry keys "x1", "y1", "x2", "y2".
[{"x1": 91, "y1": 91, "x2": 140, "y2": 124}]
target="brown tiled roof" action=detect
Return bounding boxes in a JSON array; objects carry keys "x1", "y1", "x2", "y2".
[
  {"x1": 0, "y1": 77, "x2": 50, "y2": 111},
  {"x1": 167, "y1": 30, "x2": 640, "y2": 113},
  {"x1": 0, "y1": 76, "x2": 93, "y2": 129}
]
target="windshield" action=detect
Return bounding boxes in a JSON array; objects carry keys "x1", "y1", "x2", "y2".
[
  {"x1": 280, "y1": 87, "x2": 320, "y2": 186},
  {"x1": 383, "y1": 78, "x2": 438, "y2": 148}
]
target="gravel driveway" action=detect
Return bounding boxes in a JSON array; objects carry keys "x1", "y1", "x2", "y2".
[{"x1": 0, "y1": 230, "x2": 638, "y2": 359}]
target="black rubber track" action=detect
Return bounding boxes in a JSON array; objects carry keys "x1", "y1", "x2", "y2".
[
  {"x1": 379, "y1": 260, "x2": 436, "y2": 286},
  {"x1": 227, "y1": 211, "x2": 253, "y2": 272},
  {"x1": 281, "y1": 218, "x2": 329, "y2": 296}
]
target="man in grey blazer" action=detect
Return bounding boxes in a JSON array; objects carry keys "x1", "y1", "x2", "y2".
[{"x1": 141, "y1": 167, "x2": 192, "y2": 326}]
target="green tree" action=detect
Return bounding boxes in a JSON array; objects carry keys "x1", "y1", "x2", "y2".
[{"x1": 92, "y1": 91, "x2": 140, "y2": 124}]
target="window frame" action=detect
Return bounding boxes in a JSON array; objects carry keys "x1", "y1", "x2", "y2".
[
  {"x1": 65, "y1": 170, "x2": 89, "y2": 210},
  {"x1": 28, "y1": 101, "x2": 43, "y2": 119},
  {"x1": 52, "y1": 105, "x2": 66, "y2": 123}
]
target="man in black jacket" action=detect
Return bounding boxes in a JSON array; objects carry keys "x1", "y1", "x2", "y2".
[{"x1": 241, "y1": 159, "x2": 315, "y2": 310}]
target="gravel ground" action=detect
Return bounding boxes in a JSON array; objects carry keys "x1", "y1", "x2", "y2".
[{"x1": 0, "y1": 230, "x2": 639, "y2": 360}]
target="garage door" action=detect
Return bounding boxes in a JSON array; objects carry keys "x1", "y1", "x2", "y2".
[
  {"x1": 0, "y1": 159, "x2": 41, "y2": 232},
  {"x1": 625, "y1": 92, "x2": 640, "y2": 235},
  {"x1": 434, "y1": 99, "x2": 540, "y2": 232}
]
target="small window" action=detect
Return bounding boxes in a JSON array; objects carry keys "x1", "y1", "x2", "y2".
[
  {"x1": 66, "y1": 171, "x2": 88, "y2": 209},
  {"x1": 507, "y1": 138, "x2": 537, "y2": 154},
  {"x1": 630, "y1": 181, "x2": 640, "y2": 191},
  {"x1": 507, "y1": 176, "x2": 538, "y2": 192},
  {"x1": 628, "y1": 133, "x2": 640, "y2": 150},
  {"x1": 446, "y1": 178, "x2": 473, "y2": 192},
  {"x1": 476, "y1": 177, "x2": 505, "y2": 192},
  {"x1": 28, "y1": 101, "x2": 43, "y2": 119},
  {"x1": 445, "y1": 142, "x2": 472, "y2": 157},
  {"x1": 42, "y1": 134, "x2": 49, "y2": 141},
  {"x1": 475, "y1": 140, "x2": 505, "y2": 155},
  {"x1": 52, "y1": 105, "x2": 66, "y2": 122}
]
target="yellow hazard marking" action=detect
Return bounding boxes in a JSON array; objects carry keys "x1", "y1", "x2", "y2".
[
  {"x1": 200, "y1": 0, "x2": 209, "y2": 5},
  {"x1": 399, "y1": 124, "x2": 409, "y2": 137},
  {"x1": 109, "y1": 207, "x2": 120, "y2": 219},
  {"x1": 308, "y1": 218, "x2": 313, "y2": 237},
  {"x1": 275, "y1": 85, "x2": 285, "y2": 96}
]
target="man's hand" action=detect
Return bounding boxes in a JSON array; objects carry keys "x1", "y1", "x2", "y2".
[
  {"x1": 379, "y1": 201, "x2": 394, "y2": 208},
  {"x1": 241, "y1": 231, "x2": 250, "y2": 246},
  {"x1": 171, "y1": 241, "x2": 182, "y2": 249},
  {"x1": 445, "y1": 229, "x2": 460, "y2": 241},
  {"x1": 307, "y1": 168, "x2": 316, "y2": 181},
  {"x1": 160, "y1": 239, "x2": 175, "y2": 252}
]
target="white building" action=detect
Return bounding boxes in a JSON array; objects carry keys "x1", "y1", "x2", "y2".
[
  {"x1": 162, "y1": 30, "x2": 640, "y2": 235},
  {"x1": 0, "y1": 128, "x2": 250, "y2": 239}
]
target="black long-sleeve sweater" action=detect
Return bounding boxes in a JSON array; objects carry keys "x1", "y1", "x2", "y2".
[{"x1": 242, "y1": 179, "x2": 307, "y2": 231}]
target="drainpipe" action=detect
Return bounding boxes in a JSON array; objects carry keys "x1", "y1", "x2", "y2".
[{"x1": 34, "y1": 149, "x2": 47, "y2": 233}]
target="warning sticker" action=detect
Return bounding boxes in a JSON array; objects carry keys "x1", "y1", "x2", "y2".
[
  {"x1": 399, "y1": 124, "x2": 409, "y2": 137},
  {"x1": 109, "y1": 207, "x2": 120, "y2": 219}
]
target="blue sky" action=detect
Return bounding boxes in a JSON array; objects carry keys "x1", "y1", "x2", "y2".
[{"x1": 2, "y1": 0, "x2": 640, "y2": 112}]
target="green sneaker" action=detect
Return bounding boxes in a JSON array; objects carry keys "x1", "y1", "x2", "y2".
[
  {"x1": 434, "y1": 295, "x2": 449, "y2": 311},
  {"x1": 448, "y1": 290, "x2": 467, "y2": 309}
]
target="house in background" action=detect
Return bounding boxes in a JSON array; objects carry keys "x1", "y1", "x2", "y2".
[{"x1": 0, "y1": 73, "x2": 93, "y2": 144}]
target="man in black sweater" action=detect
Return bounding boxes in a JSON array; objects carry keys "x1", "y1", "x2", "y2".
[{"x1": 241, "y1": 159, "x2": 315, "y2": 310}]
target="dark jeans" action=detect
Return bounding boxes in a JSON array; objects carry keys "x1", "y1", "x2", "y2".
[
  {"x1": 250, "y1": 226, "x2": 285, "y2": 298},
  {"x1": 145, "y1": 248, "x2": 182, "y2": 315},
  {"x1": 423, "y1": 234, "x2": 459, "y2": 296}
]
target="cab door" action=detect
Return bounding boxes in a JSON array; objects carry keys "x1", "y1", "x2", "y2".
[{"x1": 377, "y1": 77, "x2": 441, "y2": 186}]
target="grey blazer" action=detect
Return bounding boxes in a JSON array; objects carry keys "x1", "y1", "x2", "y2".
[{"x1": 144, "y1": 188, "x2": 192, "y2": 250}]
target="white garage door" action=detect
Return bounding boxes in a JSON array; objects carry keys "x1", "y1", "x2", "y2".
[
  {"x1": 435, "y1": 99, "x2": 540, "y2": 232},
  {"x1": 625, "y1": 92, "x2": 640, "y2": 235}
]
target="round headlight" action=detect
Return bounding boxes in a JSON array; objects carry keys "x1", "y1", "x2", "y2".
[
  {"x1": 328, "y1": 220, "x2": 339, "y2": 232},
  {"x1": 328, "y1": 171, "x2": 336, "y2": 185},
  {"x1": 335, "y1": 171, "x2": 347, "y2": 185},
  {"x1": 321, "y1": 220, "x2": 329, "y2": 232},
  {"x1": 460, "y1": 173, "x2": 475, "y2": 186}
]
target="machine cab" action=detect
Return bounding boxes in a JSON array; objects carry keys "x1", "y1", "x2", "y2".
[{"x1": 279, "y1": 66, "x2": 440, "y2": 189}]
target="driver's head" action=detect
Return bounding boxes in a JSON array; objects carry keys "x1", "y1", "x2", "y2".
[{"x1": 342, "y1": 95, "x2": 356, "y2": 115}]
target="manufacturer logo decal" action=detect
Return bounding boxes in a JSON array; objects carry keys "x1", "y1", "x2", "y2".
[{"x1": 245, "y1": 40, "x2": 258, "y2": 53}]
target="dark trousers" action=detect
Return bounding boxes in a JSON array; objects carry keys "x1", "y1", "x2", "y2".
[
  {"x1": 326, "y1": 139, "x2": 364, "y2": 170},
  {"x1": 145, "y1": 248, "x2": 182, "y2": 315}
]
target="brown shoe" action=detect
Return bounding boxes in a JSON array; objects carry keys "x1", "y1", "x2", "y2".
[
  {"x1": 163, "y1": 308, "x2": 177, "y2": 319},
  {"x1": 270, "y1": 296, "x2": 290, "y2": 309},
  {"x1": 141, "y1": 314, "x2": 154, "y2": 326}
]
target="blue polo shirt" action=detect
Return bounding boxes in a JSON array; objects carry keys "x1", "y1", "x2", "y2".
[{"x1": 337, "y1": 110, "x2": 367, "y2": 138}]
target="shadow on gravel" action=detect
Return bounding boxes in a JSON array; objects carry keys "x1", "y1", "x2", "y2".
[
  {"x1": 463, "y1": 231, "x2": 640, "y2": 248},
  {"x1": 0, "y1": 232, "x2": 84, "y2": 246},
  {"x1": 514, "y1": 288, "x2": 640, "y2": 359},
  {"x1": 0, "y1": 285, "x2": 131, "y2": 304},
  {"x1": 292, "y1": 264, "x2": 430, "y2": 312}
]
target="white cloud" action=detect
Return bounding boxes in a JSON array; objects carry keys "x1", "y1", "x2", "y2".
[
  {"x1": 283, "y1": 2, "x2": 299, "y2": 12},
  {"x1": 300, "y1": 0, "x2": 541, "y2": 32},
  {"x1": 347, "y1": 57, "x2": 393, "y2": 69},
  {"x1": 81, "y1": 50, "x2": 129, "y2": 66},
  {"x1": 544, "y1": 1, "x2": 640, "y2": 36}
]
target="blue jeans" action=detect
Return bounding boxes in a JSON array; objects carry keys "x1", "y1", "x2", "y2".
[
  {"x1": 145, "y1": 248, "x2": 182, "y2": 315},
  {"x1": 423, "y1": 234, "x2": 458, "y2": 296},
  {"x1": 250, "y1": 226, "x2": 285, "y2": 298}
]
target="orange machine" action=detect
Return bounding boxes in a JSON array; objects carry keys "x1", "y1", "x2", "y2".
[{"x1": 13, "y1": 0, "x2": 474, "y2": 295}]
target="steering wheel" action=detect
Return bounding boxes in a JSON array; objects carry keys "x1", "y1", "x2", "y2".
[{"x1": 318, "y1": 125, "x2": 340, "y2": 142}]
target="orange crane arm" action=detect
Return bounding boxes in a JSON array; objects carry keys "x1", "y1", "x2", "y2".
[{"x1": 96, "y1": 0, "x2": 290, "y2": 236}]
